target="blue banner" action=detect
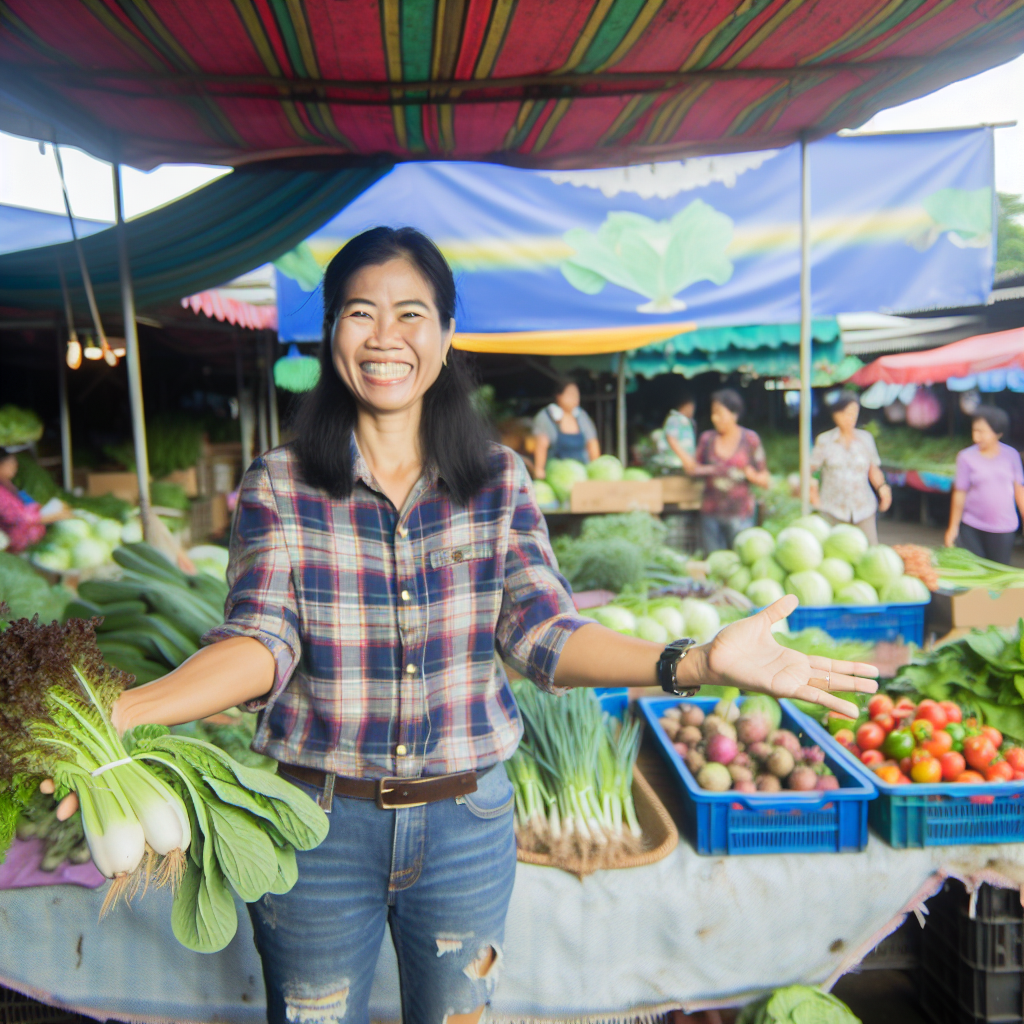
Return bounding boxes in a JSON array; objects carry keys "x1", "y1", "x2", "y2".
[{"x1": 277, "y1": 129, "x2": 994, "y2": 343}]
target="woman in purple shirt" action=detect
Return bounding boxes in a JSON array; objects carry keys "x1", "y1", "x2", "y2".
[{"x1": 945, "y1": 405, "x2": 1024, "y2": 565}]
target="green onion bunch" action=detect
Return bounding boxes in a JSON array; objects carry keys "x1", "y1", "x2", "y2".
[{"x1": 935, "y1": 547, "x2": 1024, "y2": 593}]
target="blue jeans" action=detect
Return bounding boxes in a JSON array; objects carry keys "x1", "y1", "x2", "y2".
[
  {"x1": 249, "y1": 764, "x2": 517, "y2": 1024},
  {"x1": 701, "y1": 513, "x2": 757, "y2": 555}
]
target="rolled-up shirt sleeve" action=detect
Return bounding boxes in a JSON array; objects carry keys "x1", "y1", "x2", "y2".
[
  {"x1": 496, "y1": 458, "x2": 591, "y2": 694},
  {"x1": 202, "y1": 457, "x2": 300, "y2": 712}
]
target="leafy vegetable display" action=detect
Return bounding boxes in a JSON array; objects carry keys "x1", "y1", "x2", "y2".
[
  {"x1": 0, "y1": 611, "x2": 328, "y2": 953},
  {"x1": 31, "y1": 510, "x2": 131, "y2": 573},
  {"x1": 935, "y1": 546, "x2": 1024, "y2": 593},
  {"x1": 508, "y1": 680, "x2": 643, "y2": 870},
  {"x1": 0, "y1": 405, "x2": 43, "y2": 448},
  {"x1": 737, "y1": 985, "x2": 861, "y2": 1024},
  {"x1": 0, "y1": 553, "x2": 71, "y2": 625}
]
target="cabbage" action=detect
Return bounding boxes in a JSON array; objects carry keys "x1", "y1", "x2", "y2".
[
  {"x1": 818, "y1": 557, "x2": 854, "y2": 592},
  {"x1": 726, "y1": 566, "x2": 752, "y2": 593},
  {"x1": 835, "y1": 580, "x2": 879, "y2": 605},
  {"x1": 791, "y1": 514, "x2": 832, "y2": 544},
  {"x1": 634, "y1": 616, "x2": 670, "y2": 643},
  {"x1": 680, "y1": 598, "x2": 721, "y2": 643},
  {"x1": 879, "y1": 574, "x2": 930, "y2": 604},
  {"x1": 187, "y1": 544, "x2": 230, "y2": 580},
  {"x1": 51, "y1": 517, "x2": 92, "y2": 544},
  {"x1": 545, "y1": 459, "x2": 588, "y2": 503},
  {"x1": 121, "y1": 518, "x2": 144, "y2": 544},
  {"x1": 93, "y1": 518, "x2": 124, "y2": 545},
  {"x1": 586, "y1": 454, "x2": 624, "y2": 481},
  {"x1": 785, "y1": 570, "x2": 833, "y2": 607},
  {"x1": 822, "y1": 523, "x2": 869, "y2": 564},
  {"x1": 590, "y1": 605, "x2": 637, "y2": 634},
  {"x1": 706, "y1": 549, "x2": 741, "y2": 580},
  {"x1": 733, "y1": 526, "x2": 775, "y2": 565},
  {"x1": 750, "y1": 556, "x2": 786, "y2": 583},
  {"x1": 855, "y1": 545, "x2": 905, "y2": 589},
  {"x1": 650, "y1": 605, "x2": 686, "y2": 636},
  {"x1": 746, "y1": 577, "x2": 785, "y2": 607},
  {"x1": 774, "y1": 527, "x2": 823, "y2": 573},
  {"x1": 32, "y1": 547, "x2": 72, "y2": 572},
  {"x1": 622, "y1": 467, "x2": 652, "y2": 481},
  {"x1": 69, "y1": 537, "x2": 110, "y2": 570},
  {"x1": 531, "y1": 480, "x2": 559, "y2": 510}
]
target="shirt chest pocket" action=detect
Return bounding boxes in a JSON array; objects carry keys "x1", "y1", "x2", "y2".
[
  {"x1": 427, "y1": 541, "x2": 496, "y2": 570},
  {"x1": 424, "y1": 542, "x2": 500, "y2": 607}
]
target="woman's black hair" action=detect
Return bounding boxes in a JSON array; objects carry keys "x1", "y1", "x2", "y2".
[
  {"x1": 292, "y1": 226, "x2": 492, "y2": 504},
  {"x1": 711, "y1": 388, "x2": 744, "y2": 418},
  {"x1": 552, "y1": 377, "x2": 578, "y2": 399},
  {"x1": 674, "y1": 388, "x2": 695, "y2": 410},
  {"x1": 973, "y1": 404, "x2": 1010, "y2": 438},
  {"x1": 829, "y1": 390, "x2": 860, "y2": 417}
]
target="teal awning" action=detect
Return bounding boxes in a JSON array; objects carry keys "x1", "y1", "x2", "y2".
[{"x1": 0, "y1": 162, "x2": 391, "y2": 314}]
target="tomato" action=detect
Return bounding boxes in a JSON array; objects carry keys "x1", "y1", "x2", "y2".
[
  {"x1": 883, "y1": 728, "x2": 915, "y2": 760},
  {"x1": 915, "y1": 704, "x2": 948, "y2": 731},
  {"x1": 910, "y1": 719, "x2": 934, "y2": 744},
  {"x1": 847, "y1": 744, "x2": 863, "y2": 760},
  {"x1": 1005, "y1": 748, "x2": 1024, "y2": 772},
  {"x1": 857, "y1": 722, "x2": 886, "y2": 751},
  {"x1": 868, "y1": 695, "x2": 894, "y2": 718},
  {"x1": 985, "y1": 761, "x2": 1015, "y2": 783},
  {"x1": 939, "y1": 701, "x2": 962, "y2": 725},
  {"x1": 982, "y1": 726, "x2": 1004, "y2": 748},
  {"x1": 945, "y1": 722, "x2": 967, "y2": 751},
  {"x1": 896, "y1": 774, "x2": 912, "y2": 785},
  {"x1": 964, "y1": 735, "x2": 998, "y2": 770},
  {"x1": 924, "y1": 730, "x2": 953, "y2": 757},
  {"x1": 964, "y1": 717, "x2": 979, "y2": 730},
  {"x1": 892, "y1": 699, "x2": 916, "y2": 721},
  {"x1": 860, "y1": 749, "x2": 885, "y2": 767},
  {"x1": 911, "y1": 757, "x2": 942, "y2": 784},
  {"x1": 826, "y1": 711, "x2": 859, "y2": 736},
  {"x1": 956, "y1": 770, "x2": 986, "y2": 784},
  {"x1": 874, "y1": 764, "x2": 902, "y2": 785},
  {"x1": 833, "y1": 729, "x2": 855, "y2": 748},
  {"x1": 873, "y1": 713, "x2": 897, "y2": 734},
  {"x1": 1014, "y1": 770, "x2": 1024, "y2": 781},
  {"x1": 900, "y1": 757, "x2": 913, "y2": 776},
  {"x1": 940, "y1": 751, "x2": 966, "y2": 781}
]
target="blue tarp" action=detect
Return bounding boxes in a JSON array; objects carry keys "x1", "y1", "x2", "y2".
[
  {"x1": 0, "y1": 203, "x2": 107, "y2": 256},
  {"x1": 276, "y1": 129, "x2": 995, "y2": 344}
]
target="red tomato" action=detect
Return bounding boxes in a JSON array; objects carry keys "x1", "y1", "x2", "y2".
[
  {"x1": 893, "y1": 699, "x2": 916, "y2": 720},
  {"x1": 873, "y1": 713, "x2": 897, "y2": 733},
  {"x1": 956, "y1": 770, "x2": 986, "y2": 784},
  {"x1": 868, "y1": 694, "x2": 895, "y2": 719},
  {"x1": 964, "y1": 735, "x2": 998, "y2": 770},
  {"x1": 900, "y1": 756, "x2": 913, "y2": 775},
  {"x1": 910, "y1": 719, "x2": 934, "y2": 744},
  {"x1": 964, "y1": 717, "x2": 979, "y2": 730},
  {"x1": 834, "y1": 729, "x2": 855, "y2": 748},
  {"x1": 1005, "y1": 748, "x2": 1024, "y2": 772},
  {"x1": 910, "y1": 747, "x2": 935, "y2": 766},
  {"x1": 982, "y1": 726, "x2": 1004, "y2": 748},
  {"x1": 896, "y1": 774, "x2": 912, "y2": 785},
  {"x1": 860, "y1": 749, "x2": 885, "y2": 767},
  {"x1": 847, "y1": 744, "x2": 863, "y2": 760},
  {"x1": 875, "y1": 764, "x2": 902, "y2": 785},
  {"x1": 911, "y1": 757, "x2": 942, "y2": 784},
  {"x1": 939, "y1": 752, "x2": 966, "y2": 781},
  {"x1": 1013, "y1": 771, "x2": 1024, "y2": 781},
  {"x1": 915, "y1": 704, "x2": 948, "y2": 731},
  {"x1": 984, "y1": 761, "x2": 1014, "y2": 782},
  {"x1": 856, "y1": 722, "x2": 886, "y2": 751},
  {"x1": 939, "y1": 701, "x2": 962, "y2": 724},
  {"x1": 924, "y1": 730, "x2": 953, "y2": 758}
]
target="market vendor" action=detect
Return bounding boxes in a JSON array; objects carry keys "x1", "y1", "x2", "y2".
[
  {"x1": 0, "y1": 447, "x2": 69, "y2": 553},
  {"x1": 809, "y1": 391, "x2": 891, "y2": 544},
  {"x1": 530, "y1": 378, "x2": 600, "y2": 477},
  {"x1": 56, "y1": 228, "x2": 876, "y2": 1024},
  {"x1": 945, "y1": 405, "x2": 1024, "y2": 564},
  {"x1": 684, "y1": 389, "x2": 771, "y2": 553},
  {"x1": 660, "y1": 389, "x2": 697, "y2": 469}
]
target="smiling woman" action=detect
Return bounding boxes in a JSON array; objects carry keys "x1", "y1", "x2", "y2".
[{"x1": 96, "y1": 226, "x2": 876, "y2": 1024}]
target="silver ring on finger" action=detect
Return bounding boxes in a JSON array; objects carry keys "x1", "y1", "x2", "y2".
[{"x1": 825, "y1": 671, "x2": 830, "y2": 687}]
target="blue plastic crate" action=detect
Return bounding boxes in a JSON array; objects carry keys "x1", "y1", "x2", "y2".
[
  {"x1": 639, "y1": 695, "x2": 876, "y2": 856},
  {"x1": 787, "y1": 600, "x2": 928, "y2": 645},
  {"x1": 594, "y1": 687, "x2": 628, "y2": 718},
  {"x1": 784, "y1": 702, "x2": 1024, "y2": 849}
]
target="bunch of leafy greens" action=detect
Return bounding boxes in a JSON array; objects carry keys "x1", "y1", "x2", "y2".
[
  {"x1": 105, "y1": 414, "x2": 205, "y2": 479},
  {"x1": 893, "y1": 621, "x2": 1024, "y2": 741},
  {"x1": 737, "y1": 985, "x2": 860, "y2": 1024},
  {"x1": 0, "y1": 554, "x2": 71, "y2": 624},
  {"x1": 864, "y1": 422, "x2": 968, "y2": 476},
  {"x1": 13, "y1": 452, "x2": 132, "y2": 522},
  {"x1": 0, "y1": 406, "x2": 43, "y2": 448},
  {"x1": 935, "y1": 546, "x2": 1024, "y2": 593}
]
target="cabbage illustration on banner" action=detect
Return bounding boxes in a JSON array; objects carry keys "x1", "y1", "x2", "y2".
[
  {"x1": 559, "y1": 200, "x2": 734, "y2": 313},
  {"x1": 909, "y1": 186, "x2": 993, "y2": 251}
]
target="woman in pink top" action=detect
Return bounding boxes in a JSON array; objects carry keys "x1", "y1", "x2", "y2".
[
  {"x1": 945, "y1": 406, "x2": 1024, "y2": 565},
  {"x1": 0, "y1": 447, "x2": 69, "y2": 552}
]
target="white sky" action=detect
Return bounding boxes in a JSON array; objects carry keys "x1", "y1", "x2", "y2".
[{"x1": 0, "y1": 52, "x2": 1021, "y2": 221}]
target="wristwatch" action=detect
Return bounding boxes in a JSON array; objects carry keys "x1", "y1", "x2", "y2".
[{"x1": 657, "y1": 638, "x2": 699, "y2": 697}]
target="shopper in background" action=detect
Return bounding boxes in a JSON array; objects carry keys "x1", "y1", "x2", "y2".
[
  {"x1": 531, "y1": 378, "x2": 600, "y2": 478},
  {"x1": 660, "y1": 390, "x2": 697, "y2": 469},
  {"x1": 809, "y1": 391, "x2": 891, "y2": 544},
  {"x1": 0, "y1": 446, "x2": 70, "y2": 553},
  {"x1": 945, "y1": 405, "x2": 1024, "y2": 564},
  {"x1": 688, "y1": 389, "x2": 770, "y2": 553}
]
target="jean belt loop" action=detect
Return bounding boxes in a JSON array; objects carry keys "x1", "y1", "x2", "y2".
[{"x1": 319, "y1": 773, "x2": 335, "y2": 813}]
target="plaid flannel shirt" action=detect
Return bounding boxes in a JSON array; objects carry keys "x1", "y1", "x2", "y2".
[{"x1": 203, "y1": 440, "x2": 589, "y2": 780}]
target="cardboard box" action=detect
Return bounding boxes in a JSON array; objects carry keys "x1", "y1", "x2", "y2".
[
  {"x1": 659, "y1": 475, "x2": 703, "y2": 509},
  {"x1": 160, "y1": 466, "x2": 198, "y2": 498},
  {"x1": 569, "y1": 479, "x2": 664, "y2": 514},
  {"x1": 928, "y1": 587, "x2": 1024, "y2": 636},
  {"x1": 86, "y1": 471, "x2": 138, "y2": 502}
]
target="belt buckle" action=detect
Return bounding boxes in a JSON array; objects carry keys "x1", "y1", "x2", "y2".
[{"x1": 376, "y1": 777, "x2": 427, "y2": 810}]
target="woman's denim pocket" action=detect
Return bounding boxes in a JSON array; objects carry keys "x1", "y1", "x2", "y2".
[{"x1": 460, "y1": 762, "x2": 515, "y2": 820}]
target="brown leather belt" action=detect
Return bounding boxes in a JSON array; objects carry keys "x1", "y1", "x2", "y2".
[{"x1": 279, "y1": 762, "x2": 481, "y2": 810}]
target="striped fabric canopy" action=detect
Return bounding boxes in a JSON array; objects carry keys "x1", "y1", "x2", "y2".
[{"x1": 1, "y1": 1, "x2": 1023, "y2": 170}]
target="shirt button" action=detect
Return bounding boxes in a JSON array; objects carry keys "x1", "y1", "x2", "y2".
[
  {"x1": 398, "y1": 525, "x2": 409, "y2": 538},
  {"x1": 401, "y1": 590, "x2": 411, "y2": 601},
  {"x1": 396, "y1": 744, "x2": 408, "y2": 756},
  {"x1": 405, "y1": 664, "x2": 417, "y2": 676}
]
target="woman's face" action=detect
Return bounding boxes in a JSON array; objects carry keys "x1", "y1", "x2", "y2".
[
  {"x1": 973, "y1": 417, "x2": 1001, "y2": 449},
  {"x1": 331, "y1": 258, "x2": 453, "y2": 416},
  {"x1": 710, "y1": 401, "x2": 737, "y2": 434},
  {"x1": 556, "y1": 384, "x2": 580, "y2": 413},
  {"x1": 833, "y1": 401, "x2": 860, "y2": 432},
  {"x1": 0, "y1": 455, "x2": 17, "y2": 482}
]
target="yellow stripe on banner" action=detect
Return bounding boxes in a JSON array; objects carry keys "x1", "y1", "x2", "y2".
[{"x1": 453, "y1": 322, "x2": 696, "y2": 355}]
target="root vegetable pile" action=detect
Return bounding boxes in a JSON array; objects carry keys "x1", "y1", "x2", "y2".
[{"x1": 891, "y1": 545, "x2": 939, "y2": 592}]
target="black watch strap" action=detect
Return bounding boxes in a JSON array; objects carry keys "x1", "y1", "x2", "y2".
[{"x1": 657, "y1": 638, "x2": 699, "y2": 697}]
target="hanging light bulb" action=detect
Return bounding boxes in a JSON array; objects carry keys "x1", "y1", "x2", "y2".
[
  {"x1": 101, "y1": 338, "x2": 118, "y2": 366},
  {"x1": 83, "y1": 335, "x2": 103, "y2": 360},
  {"x1": 66, "y1": 337, "x2": 82, "y2": 369}
]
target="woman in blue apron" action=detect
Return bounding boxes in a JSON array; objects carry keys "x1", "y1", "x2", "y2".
[{"x1": 531, "y1": 379, "x2": 600, "y2": 478}]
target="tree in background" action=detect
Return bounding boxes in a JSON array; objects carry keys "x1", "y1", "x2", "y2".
[{"x1": 998, "y1": 192, "x2": 1024, "y2": 277}]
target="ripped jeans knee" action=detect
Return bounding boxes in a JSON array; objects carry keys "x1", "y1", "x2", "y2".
[{"x1": 281, "y1": 981, "x2": 350, "y2": 1024}]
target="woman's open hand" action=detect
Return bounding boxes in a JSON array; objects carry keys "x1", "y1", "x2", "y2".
[{"x1": 702, "y1": 595, "x2": 878, "y2": 717}]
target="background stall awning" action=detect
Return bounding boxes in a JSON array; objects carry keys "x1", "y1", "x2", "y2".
[
  {"x1": 0, "y1": 202, "x2": 108, "y2": 256},
  {"x1": 0, "y1": 1, "x2": 1022, "y2": 170}
]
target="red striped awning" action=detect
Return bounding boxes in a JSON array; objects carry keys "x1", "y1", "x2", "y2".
[
  {"x1": 1, "y1": 1, "x2": 1022, "y2": 170},
  {"x1": 182, "y1": 291, "x2": 277, "y2": 331}
]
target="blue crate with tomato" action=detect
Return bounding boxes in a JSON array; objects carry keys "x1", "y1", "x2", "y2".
[{"x1": 789, "y1": 694, "x2": 1024, "y2": 848}]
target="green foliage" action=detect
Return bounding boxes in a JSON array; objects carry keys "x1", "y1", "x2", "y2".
[
  {"x1": 738, "y1": 984, "x2": 860, "y2": 1024},
  {"x1": 0, "y1": 554, "x2": 71, "y2": 623},
  {"x1": 0, "y1": 406, "x2": 43, "y2": 448},
  {"x1": 470, "y1": 385, "x2": 517, "y2": 425},
  {"x1": 105, "y1": 415, "x2": 204, "y2": 478},
  {"x1": 150, "y1": 480, "x2": 190, "y2": 512},
  {"x1": 12, "y1": 454, "x2": 59, "y2": 504},
  {"x1": 997, "y1": 192, "x2": 1024, "y2": 277}
]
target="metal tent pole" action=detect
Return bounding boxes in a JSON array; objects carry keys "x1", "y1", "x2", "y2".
[
  {"x1": 112, "y1": 163, "x2": 152, "y2": 535},
  {"x1": 798, "y1": 136, "x2": 813, "y2": 516},
  {"x1": 616, "y1": 353, "x2": 627, "y2": 465},
  {"x1": 56, "y1": 331, "x2": 73, "y2": 491},
  {"x1": 266, "y1": 333, "x2": 280, "y2": 449}
]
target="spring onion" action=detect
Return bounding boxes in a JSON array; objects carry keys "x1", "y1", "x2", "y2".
[{"x1": 935, "y1": 547, "x2": 1024, "y2": 593}]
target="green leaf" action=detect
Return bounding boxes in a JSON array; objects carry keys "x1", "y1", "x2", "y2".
[
  {"x1": 560, "y1": 260, "x2": 606, "y2": 294},
  {"x1": 121, "y1": 724, "x2": 170, "y2": 753},
  {"x1": 267, "y1": 844, "x2": 299, "y2": 896},
  {"x1": 171, "y1": 829, "x2": 238, "y2": 954},
  {"x1": 205, "y1": 797, "x2": 279, "y2": 903}
]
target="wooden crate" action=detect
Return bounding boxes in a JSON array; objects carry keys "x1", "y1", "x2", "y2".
[
  {"x1": 569, "y1": 479, "x2": 663, "y2": 514},
  {"x1": 189, "y1": 494, "x2": 230, "y2": 541},
  {"x1": 659, "y1": 475, "x2": 703, "y2": 509},
  {"x1": 160, "y1": 466, "x2": 198, "y2": 498},
  {"x1": 86, "y1": 471, "x2": 138, "y2": 502}
]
